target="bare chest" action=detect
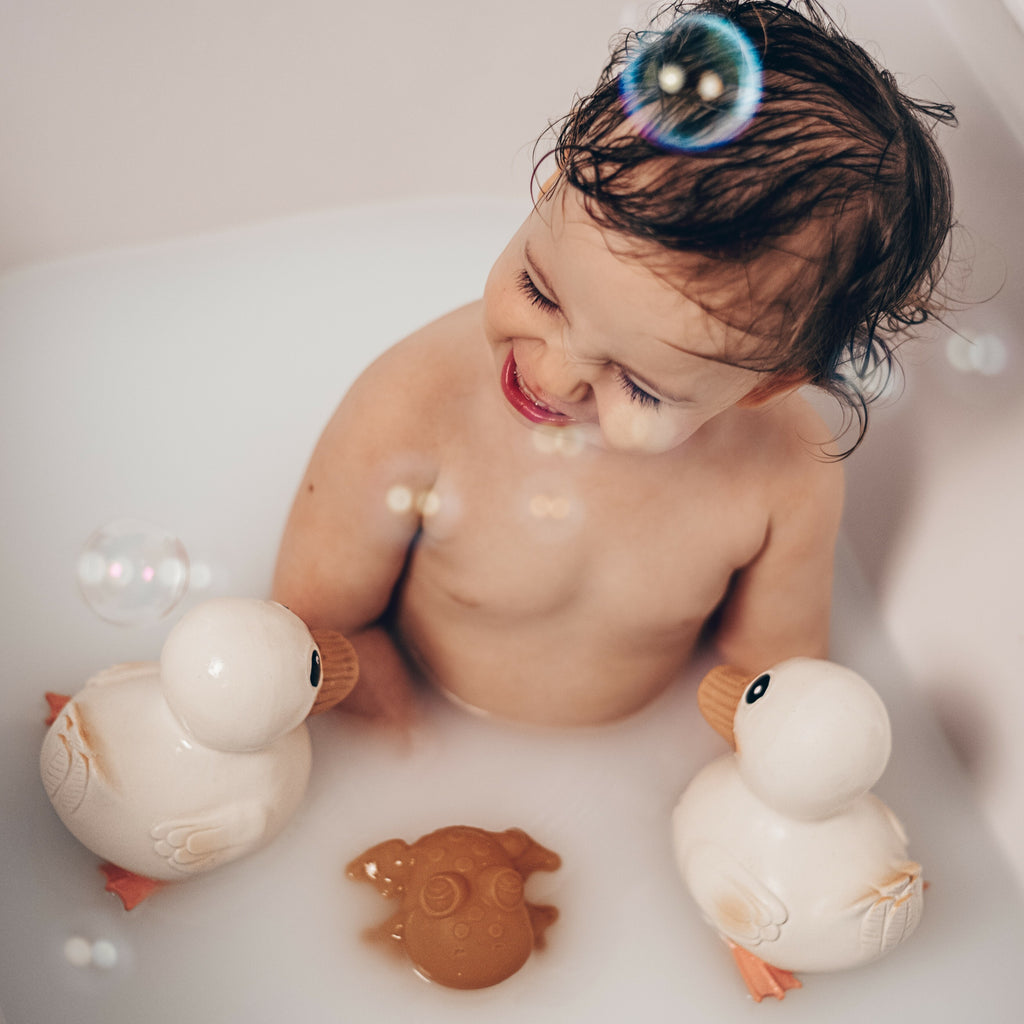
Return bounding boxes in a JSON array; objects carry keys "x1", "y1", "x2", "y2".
[{"x1": 404, "y1": 431, "x2": 768, "y2": 634}]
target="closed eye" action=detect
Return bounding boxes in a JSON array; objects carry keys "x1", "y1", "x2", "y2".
[
  {"x1": 517, "y1": 269, "x2": 559, "y2": 313},
  {"x1": 616, "y1": 369, "x2": 661, "y2": 408}
]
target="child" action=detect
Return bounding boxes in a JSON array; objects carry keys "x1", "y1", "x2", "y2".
[{"x1": 272, "y1": 1, "x2": 955, "y2": 726}]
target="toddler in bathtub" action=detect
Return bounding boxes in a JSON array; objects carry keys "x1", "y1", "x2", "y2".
[{"x1": 272, "y1": 1, "x2": 955, "y2": 727}]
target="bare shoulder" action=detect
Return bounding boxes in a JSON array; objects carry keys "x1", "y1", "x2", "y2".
[
  {"x1": 735, "y1": 389, "x2": 844, "y2": 502},
  {"x1": 273, "y1": 301, "x2": 486, "y2": 626},
  {"x1": 321, "y1": 300, "x2": 485, "y2": 452},
  {"x1": 778, "y1": 390, "x2": 844, "y2": 495},
  {"x1": 346, "y1": 300, "x2": 482, "y2": 404},
  {"x1": 288, "y1": 299, "x2": 488, "y2": 533}
]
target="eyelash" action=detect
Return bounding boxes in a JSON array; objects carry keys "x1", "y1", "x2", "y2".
[
  {"x1": 517, "y1": 267, "x2": 660, "y2": 410},
  {"x1": 616, "y1": 370, "x2": 661, "y2": 409},
  {"x1": 517, "y1": 269, "x2": 559, "y2": 313}
]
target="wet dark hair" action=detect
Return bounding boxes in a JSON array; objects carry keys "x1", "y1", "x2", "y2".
[{"x1": 542, "y1": 0, "x2": 956, "y2": 453}]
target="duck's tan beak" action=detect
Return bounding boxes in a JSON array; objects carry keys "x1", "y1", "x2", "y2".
[
  {"x1": 697, "y1": 665, "x2": 753, "y2": 749},
  {"x1": 308, "y1": 630, "x2": 360, "y2": 714}
]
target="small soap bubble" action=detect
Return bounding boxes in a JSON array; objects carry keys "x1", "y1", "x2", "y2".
[
  {"x1": 619, "y1": 13, "x2": 762, "y2": 151},
  {"x1": 529, "y1": 494, "x2": 574, "y2": 521},
  {"x1": 416, "y1": 490, "x2": 442, "y2": 518},
  {"x1": 696, "y1": 70, "x2": 724, "y2": 102},
  {"x1": 91, "y1": 939, "x2": 119, "y2": 970},
  {"x1": 531, "y1": 430, "x2": 561, "y2": 456},
  {"x1": 840, "y1": 352, "x2": 901, "y2": 405},
  {"x1": 657, "y1": 62, "x2": 686, "y2": 94},
  {"x1": 64, "y1": 935, "x2": 93, "y2": 968},
  {"x1": 385, "y1": 484, "x2": 415, "y2": 515},
  {"x1": 77, "y1": 518, "x2": 190, "y2": 626}
]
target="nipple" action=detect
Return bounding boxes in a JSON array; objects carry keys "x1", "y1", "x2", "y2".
[{"x1": 619, "y1": 12, "x2": 762, "y2": 151}]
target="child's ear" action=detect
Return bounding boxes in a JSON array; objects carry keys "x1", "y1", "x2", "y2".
[{"x1": 738, "y1": 372, "x2": 807, "y2": 408}]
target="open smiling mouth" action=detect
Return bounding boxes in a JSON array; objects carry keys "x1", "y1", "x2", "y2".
[{"x1": 500, "y1": 352, "x2": 572, "y2": 426}]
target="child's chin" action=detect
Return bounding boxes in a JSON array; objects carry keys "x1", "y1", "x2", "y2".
[
  {"x1": 598, "y1": 423, "x2": 689, "y2": 455},
  {"x1": 578, "y1": 426, "x2": 677, "y2": 456},
  {"x1": 522, "y1": 420, "x2": 599, "y2": 456}
]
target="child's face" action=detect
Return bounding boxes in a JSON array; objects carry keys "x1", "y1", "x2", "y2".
[{"x1": 483, "y1": 183, "x2": 785, "y2": 454}]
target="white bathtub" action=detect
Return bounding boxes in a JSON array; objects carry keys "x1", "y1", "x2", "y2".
[{"x1": 2, "y1": 2, "x2": 1022, "y2": 1021}]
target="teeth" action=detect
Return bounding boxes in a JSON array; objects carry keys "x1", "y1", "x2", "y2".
[{"x1": 516, "y1": 366, "x2": 556, "y2": 412}]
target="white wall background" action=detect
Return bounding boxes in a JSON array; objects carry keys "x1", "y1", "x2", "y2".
[
  {"x1": 0, "y1": 0, "x2": 626, "y2": 271},
  {"x1": 2, "y1": 0, "x2": 1022, "y2": 887}
]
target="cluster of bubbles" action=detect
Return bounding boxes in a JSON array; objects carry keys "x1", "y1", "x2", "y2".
[
  {"x1": 619, "y1": 12, "x2": 762, "y2": 151},
  {"x1": 527, "y1": 493, "x2": 574, "y2": 521},
  {"x1": 385, "y1": 484, "x2": 442, "y2": 519},
  {"x1": 63, "y1": 934, "x2": 118, "y2": 970},
  {"x1": 77, "y1": 518, "x2": 193, "y2": 626},
  {"x1": 530, "y1": 424, "x2": 587, "y2": 458},
  {"x1": 945, "y1": 332, "x2": 1009, "y2": 377}
]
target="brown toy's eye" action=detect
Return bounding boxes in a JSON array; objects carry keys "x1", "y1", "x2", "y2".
[
  {"x1": 480, "y1": 867, "x2": 524, "y2": 911},
  {"x1": 420, "y1": 873, "x2": 469, "y2": 917}
]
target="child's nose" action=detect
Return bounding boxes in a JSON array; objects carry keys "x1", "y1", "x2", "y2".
[{"x1": 533, "y1": 335, "x2": 596, "y2": 404}]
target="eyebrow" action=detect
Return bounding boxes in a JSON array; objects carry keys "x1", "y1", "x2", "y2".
[{"x1": 524, "y1": 244, "x2": 562, "y2": 308}]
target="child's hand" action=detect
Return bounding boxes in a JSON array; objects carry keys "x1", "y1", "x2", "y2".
[{"x1": 337, "y1": 626, "x2": 422, "y2": 734}]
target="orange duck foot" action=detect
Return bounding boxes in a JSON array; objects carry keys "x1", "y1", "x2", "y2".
[
  {"x1": 100, "y1": 863, "x2": 167, "y2": 910},
  {"x1": 726, "y1": 940, "x2": 802, "y2": 1002},
  {"x1": 44, "y1": 692, "x2": 72, "y2": 726}
]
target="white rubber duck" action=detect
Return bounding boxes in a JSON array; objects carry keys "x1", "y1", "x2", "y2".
[
  {"x1": 671, "y1": 657, "x2": 923, "y2": 1002},
  {"x1": 40, "y1": 598, "x2": 358, "y2": 909}
]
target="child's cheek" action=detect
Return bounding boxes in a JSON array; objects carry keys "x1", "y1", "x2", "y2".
[{"x1": 598, "y1": 403, "x2": 695, "y2": 454}]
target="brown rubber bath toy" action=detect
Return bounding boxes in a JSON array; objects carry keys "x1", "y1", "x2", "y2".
[{"x1": 346, "y1": 824, "x2": 561, "y2": 989}]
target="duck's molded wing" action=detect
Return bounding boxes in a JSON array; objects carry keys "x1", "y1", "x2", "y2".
[
  {"x1": 41, "y1": 699, "x2": 93, "y2": 816},
  {"x1": 150, "y1": 800, "x2": 269, "y2": 875},
  {"x1": 683, "y1": 842, "x2": 789, "y2": 949},
  {"x1": 42, "y1": 666, "x2": 155, "y2": 811},
  {"x1": 856, "y1": 861, "x2": 924, "y2": 959}
]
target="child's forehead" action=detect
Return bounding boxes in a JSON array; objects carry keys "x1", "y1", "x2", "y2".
[{"x1": 540, "y1": 181, "x2": 816, "y2": 358}]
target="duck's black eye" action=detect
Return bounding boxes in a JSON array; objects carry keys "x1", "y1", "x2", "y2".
[
  {"x1": 745, "y1": 673, "x2": 770, "y2": 704},
  {"x1": 310, "y1": 649, "x2": 322, "y2": 688}
]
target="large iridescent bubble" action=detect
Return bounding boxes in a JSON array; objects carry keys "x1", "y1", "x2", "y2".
[
  {"x1": 77, "y1": 518, "x2": 190, "y2": 626},
  {"x1": 619, "y1": 13, "x2": 762, "y2": 151}
]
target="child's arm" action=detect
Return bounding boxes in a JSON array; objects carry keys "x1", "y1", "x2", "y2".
[
  {"x1": 272, "y1": 338, "x2": 440, "y2": 724},
  {"x1": 712, "y1": 436, "x2": 845, "y2": 672}
]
